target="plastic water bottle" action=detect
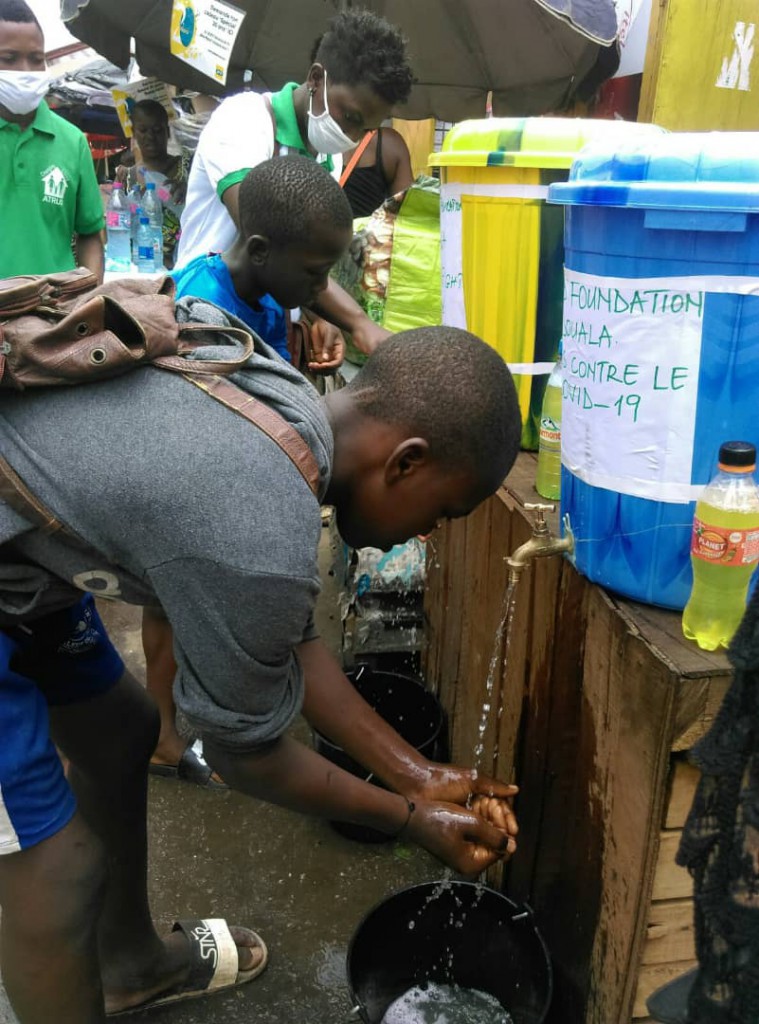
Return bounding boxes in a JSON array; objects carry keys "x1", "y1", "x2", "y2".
[
  {"x1": 105, "y1": 182, "x2": 132, "y2": 272},
  {"x1": 535, "y1": 354, "x2": 562, "y2": 501},
  {"x1": 136, "y1": 216, "x2": 156, "y2": 274},
  {"x1": 142, "y1": 182, "x2": 164, "y2": 270},
  {"x1": 127, "y1": 185, "x2": 142, "y2": 260},
  {"x1": 682, "y1": 441, "x2": 759, "y2": 650}
]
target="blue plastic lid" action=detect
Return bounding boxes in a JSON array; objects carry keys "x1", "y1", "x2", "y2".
[{"x1": 548, "y1": 132, "x2": 759, "y2": 212}]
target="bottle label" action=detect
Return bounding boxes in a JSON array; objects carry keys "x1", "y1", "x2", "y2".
[
  {"x1": 539, "y1": 416, "x2": 561, "y2": 452},
  {"x1": 691, "y1": 517, "x2": 759, "y2": 566},
  {"x1": 106, "y1": 211, "x2": 122, "y2": 228}
]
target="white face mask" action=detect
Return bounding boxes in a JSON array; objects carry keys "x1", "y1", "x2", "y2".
[
  {"x1": 307, "y1": 70, "x2": 356, "y2": 155},
  {"x1": 0, "y1": 69, "x2": 50, "y2": 116}
]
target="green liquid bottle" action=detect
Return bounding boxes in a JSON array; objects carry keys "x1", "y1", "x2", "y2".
[
  {"x1": 535, "y1": 357, "x2": 562, "y2": 501},
  {"x1": 682, "y1": 441, "x2": 759, "y2": 651}
]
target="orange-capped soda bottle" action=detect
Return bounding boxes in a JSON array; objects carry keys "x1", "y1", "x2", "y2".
[{"x1": 682, "y1": 441, "x2": 759, "y2": 650}]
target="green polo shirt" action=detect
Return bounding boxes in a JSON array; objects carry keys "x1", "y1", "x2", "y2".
[
  {"x1": 216, "y1": 82, "x2": 333, "y2": 198},
  {"x1": 0, "y1": 101, "x2": 104, "y2": 277}
]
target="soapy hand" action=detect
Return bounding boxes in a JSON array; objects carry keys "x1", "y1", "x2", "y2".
[
  {"x1": 407, "y1": 763, "x2": 518, "y2": 813},
  {"x1": 470, "y1": 794, "x2": 518, "y2": 837},
  {"x1": 405, "y1": 800, "x2": 517, "y2": 876},
  {"x1": 401, "y1": 765, "x2": 518, "y2": 873}
]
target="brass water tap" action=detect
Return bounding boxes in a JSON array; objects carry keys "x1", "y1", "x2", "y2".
[{"x1": 507, "y1": 503, "x2": 575, "y2": 585}]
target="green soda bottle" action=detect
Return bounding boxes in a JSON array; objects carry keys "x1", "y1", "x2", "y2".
[
  {"x1": 535, "y1": 354, "x2": 562, "y2": 501},
  {"x1": 682, "y1": 441, "x2": 759, "y2": 651}
]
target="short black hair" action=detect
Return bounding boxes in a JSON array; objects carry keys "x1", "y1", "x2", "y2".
[
  {"x1": 0, "y1": 0, "x2": 40, "y2": 26},
  {"x1": 238, "y1": 155, "x2": 352, "y2": 247},
  {"x1": 131, "y1": 99, "x2": 169, "y2": 125},
  {"x1": 310, "y1": 9, "x2": 413, "y2": 107},
  {"x1": 347, "y1": 327, "x2": 521, "y2": 482}
]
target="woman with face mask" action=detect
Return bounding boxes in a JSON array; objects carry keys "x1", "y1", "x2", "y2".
[
  {"x1": 0, "y1": 0, "x2": 104, "y2": 280},
  {"x1": 176, "y1": 7, "x2": 414, "y2": 360}
]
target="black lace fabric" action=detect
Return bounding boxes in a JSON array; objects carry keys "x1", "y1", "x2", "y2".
[{"x1": 677, "y1": 587, "x2": 759, "y2": 1023}]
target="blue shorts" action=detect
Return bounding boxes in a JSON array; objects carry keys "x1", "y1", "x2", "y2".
[{"x1": 0, "y1": 595, "x2": 124, "y2": 855}]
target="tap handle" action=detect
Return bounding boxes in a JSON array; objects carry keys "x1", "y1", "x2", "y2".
[{"x1": 523, "y1": 502, "x2": 555, "y2": 526}]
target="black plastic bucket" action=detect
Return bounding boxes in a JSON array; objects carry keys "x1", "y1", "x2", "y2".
[
  {"x1": 313, "y1": 667, "x2": 445, "y2": 843},
  {"x1": 347, "y1": 882, "x2": 553, "y2": 1024}
]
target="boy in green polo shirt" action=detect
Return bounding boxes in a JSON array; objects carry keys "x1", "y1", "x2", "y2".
[{"x1": 0, "y1": 0, "x2": 104, "y2": 280}]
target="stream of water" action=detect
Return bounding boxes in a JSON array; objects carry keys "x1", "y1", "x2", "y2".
[{"x1": 471, "y1": 578, "x2": 519, "y2": 782}]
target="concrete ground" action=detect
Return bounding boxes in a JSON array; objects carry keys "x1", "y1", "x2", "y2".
[{"x1": 0, "y1": 527, "x2": 441, "y2": 1023}]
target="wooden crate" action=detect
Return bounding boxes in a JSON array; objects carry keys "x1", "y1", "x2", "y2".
[{"x1": 424, "y1": 453, "x2": 731, "y2": 1024}]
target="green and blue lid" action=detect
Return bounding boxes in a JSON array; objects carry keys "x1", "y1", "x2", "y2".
[
  {"x1": 549, "y1": 132, "x2": 759, "y2": 212},
  {"x1": 429, "y1": 117, "x2": 664, "y2": 170}
]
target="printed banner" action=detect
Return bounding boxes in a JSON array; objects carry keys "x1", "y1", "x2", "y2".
[
  {"x1": 170, "y1": 0, "x2": 246, "y2": 86},
  {"x1": 561, "y1": 268, "x2": 759, "y2": 502}
]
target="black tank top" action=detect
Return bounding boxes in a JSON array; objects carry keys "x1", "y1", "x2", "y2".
[{"x1": 342, "y1": 129, "x2": 389, "y2": 218}]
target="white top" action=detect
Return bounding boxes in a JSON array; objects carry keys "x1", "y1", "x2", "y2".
[{"x1": 176, "y1": 92, "x2": 341, "y2": 267}]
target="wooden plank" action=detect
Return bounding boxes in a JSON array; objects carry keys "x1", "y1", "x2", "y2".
[
  {"x1": 486, "y1": 500, "x2": 533, "y2": 890},
  {"x1": 632, "y1": 961, "x2": 698, "y2": 1019},
  {"x1": 506, "y1": 556, "x2": 584, "y2": 902},
  {"x1": 637, "y1": 0, "x2": 669, "y2": 124},
  {"x1": 640, "y1": 898, "x2": 696, "y2": 965},
  {"x1": 652, "y1": 832, "x2": 693, "y2": 901},
  {"x1": 584, "y1": 589, "x2": 678, "y2": 1024},
  {"x1": 451, "y1": 498, "x2": 497, "y2": 766},
  {"x1": 618, "y1": 599, "x2": 730, "y2": 681},
  {"x1": 423, "y1": 516, "x2": 451, "y2": 695},
  {"x1": 664, "y1": 760, "x2": 700, "y2": 830},
  {"x1": 433, "y1": 515, "x2": 468, "y2": 747},
  {"x1": 672, "y1": 675, "x2": 731, "y2": 751}
]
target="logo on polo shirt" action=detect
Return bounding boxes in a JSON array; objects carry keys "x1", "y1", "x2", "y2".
[{"x1": 41, "y1": 165, "x2": 68, "y2": 205}]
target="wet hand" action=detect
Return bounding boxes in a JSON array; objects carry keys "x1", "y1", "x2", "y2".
[
  {"x1": 307, "y1": 318, "x2": 345, "y2": 373},
  {"x1": 471, "y1": 794, "x2": 518, "y2": 839},
  {"x1": 409, "y1": 763, "x2": 518, "y2": 811},
  {"x1": 406, "y1": 801, "x2": 517, "y2": 876}
]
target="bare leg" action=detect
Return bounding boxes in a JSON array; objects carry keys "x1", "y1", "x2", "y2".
[
  {"x1": 142, "y1": 607, "x2": 224, "y2": 784},
  {"x1": 141, "y1": 606, "x2": 185, "y2": 767},
  {"x1": 0, "y1": 671, "x2": 159, "y2": 1022},
  {"x1": 50, "y1": 671, "x2": 259, "y2": 1013},
  {"x1": 0, "y1": 814, "x2": 107, "y2": 1024}
]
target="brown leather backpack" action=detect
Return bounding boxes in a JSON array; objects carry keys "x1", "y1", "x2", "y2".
[{"x1": 0, "y1": 269, "x2": 320, "y2": 534}]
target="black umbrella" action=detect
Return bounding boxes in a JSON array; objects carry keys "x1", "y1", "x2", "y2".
[{"x1": 61, "y1": 0, "x2": 619, "y2": 120}]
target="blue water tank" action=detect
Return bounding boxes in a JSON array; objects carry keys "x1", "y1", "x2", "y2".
[{"x1": 548, "y1": 133, "x2": 759, "y2": 609}]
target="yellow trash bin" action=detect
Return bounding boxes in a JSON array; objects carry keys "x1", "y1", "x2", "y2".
[{"x1": 430, "y1": 117, "x2": 665, "y2": 448}]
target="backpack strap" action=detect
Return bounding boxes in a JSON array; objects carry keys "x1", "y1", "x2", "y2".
[
  {"x1": 182, "y1": 373, "x2": 320, "y2": 496},
  {"x1": 0, "y1": 456, "x2": 72, "y2": 537},
  {"x1": 0, "y1": 373, "x2": 320, "y2": 539}
]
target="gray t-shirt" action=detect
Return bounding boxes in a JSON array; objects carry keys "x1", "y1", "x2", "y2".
[{"x1": 0, "y1": 301, "x2": 333, "y2": 752}]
